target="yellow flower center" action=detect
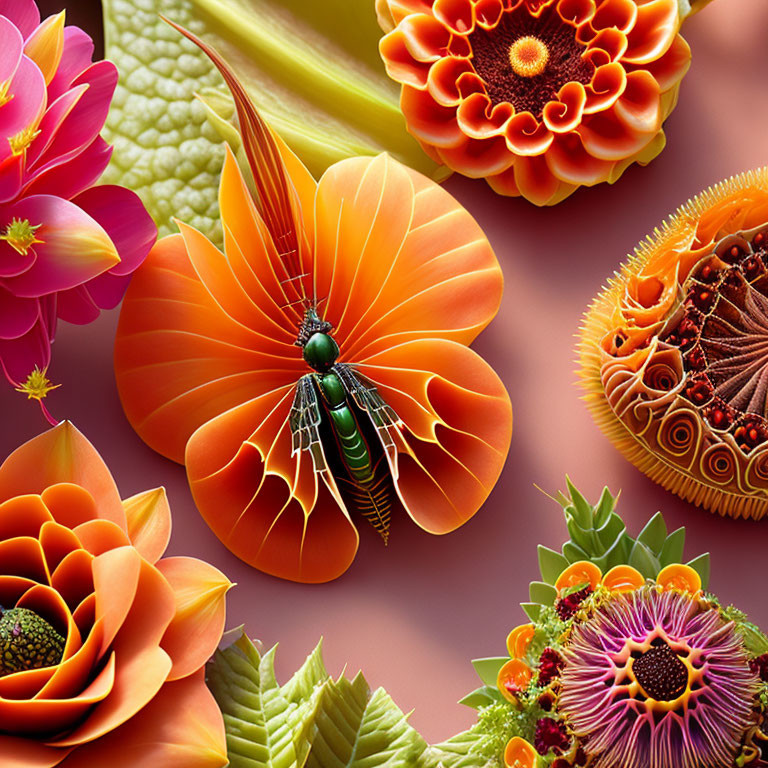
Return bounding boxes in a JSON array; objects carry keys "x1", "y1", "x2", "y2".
[
  {"x1": 508, "y1": 35, "x2": 549, "y2": 78},
  {"x1": 15, "y1": 366, "x2": 60, "y2": 402},
  {"x1": 1, "y1": 217, "x2": 43, "y2": 256},
  {"x1": 9, "y1": 125, "x2": 41, "y2": 156}
]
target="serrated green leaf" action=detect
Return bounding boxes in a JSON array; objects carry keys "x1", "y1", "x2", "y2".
[
  {"x1": 659, "y1": 528, "x2": 686, "y2": 567},
  {"x1": 102, "y1": 0, "x2": 443, "y2": 243},
  {"x1": 562, "y1": 541, "x2": 591, "y2": 564},
  {"x1": 281, "y1": 640, "x2": 329, "y2": 704},
  {"x1": 529, "y1": 581, "x2": 558, "y2": 607},
  {"x1": 537, "y1": 546, "x2": 569, "y2": 584},
  {"x1": 428, "y1": 726, "x2": 492, "y2": 768},
  {"x1": 628, "y1": 541, "x2": 660, "y2": 578},
  {"x1": 636, "y1": 512, "x2": 668, "y2": 554},
  {"x1": 458, "y1": 687, "x2": 502, "y2": 710},
  {"x1": 687, "y1": 553, "x2": 711, "y2": 590},
  {"x1": 471, "y1": 658, "x2": 508, "y2": 687},
  {"x1": 593, "y1": 487, "x2": 616, "y2": 527}
]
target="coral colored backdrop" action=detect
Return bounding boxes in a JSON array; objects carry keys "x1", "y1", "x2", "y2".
[{"x1": 5, "y1": 0, "x2": 768, "y2": 744}]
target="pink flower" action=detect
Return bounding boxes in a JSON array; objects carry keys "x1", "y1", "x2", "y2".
[{"x1": 0, "y1": 0, "x2": 156, "y2": 391}]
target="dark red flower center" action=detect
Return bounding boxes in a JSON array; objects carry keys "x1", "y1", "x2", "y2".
[
  {"x1": 538, "y1": 647, "x2": 566, "y2": 687},
  {"x1": 632, "y1": 642, "x2": 689, "y2": 701},
  {"x1": 665, "y1": 225, "x2": 768, "y2": 452},
  {"x1": 555, "y1": 585, "x2": 592, "y2": 621},
  {"x1": 468, "y1": 5, "x2": 594, "y2": 117},
  {"x1": 0, "y1": 606, "x2": 65, "y2": 677}
]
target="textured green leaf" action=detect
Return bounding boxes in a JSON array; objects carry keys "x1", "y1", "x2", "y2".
[
  {"x1": 102, "y1": 0, "x2": 444, "y2": 243},
  {"x1": 428, "y1": 726, "x2": 492, "y2": 768},
  {"x1": 562, "y1": 541, "x2": 590, "y2": 564},
  {"x1": 595, "y1": 515, "x2": 626, "y2": 551},
  {"x1": 593, "y1": 487, "x2": 616, "y2": 527},
  {"x1": 659, "y1": 528, "x2": 686, "y2": 567},
  {"x1": 636, "y1": 512, "x2": 667, "y2": 554},
  {"x1": 471, "y1": 658, "x2": 508, "y2": 687},
  {"x1": 537, "y1": 546, "x2": 569, "y2": 584},
  {"x1": 687, "y1": 553, "x2": 711, "y2": 590},
  {"x1": 565, "y1": 477, "x2": 592, "y2": 528},
  {"x1": 529, "y1": 581, "x2": 558, "y2": 607},
  {"x1": 628, "y1": 541, "x2": 660, "y2": 579},
  {"x1": 458, "y1": 687, "x2": 502, "y2": 710}
]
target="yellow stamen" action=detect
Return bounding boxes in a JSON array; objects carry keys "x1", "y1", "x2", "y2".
[
  {"x1": 508, "y1": 35, "x2": 549, "y2": 78},
  {"x1": 9, "y1": 125, "x2": 42, "y2": 156},
  {"x1": 0, "y1": 78, "x2": 13, "y2": 108},
  {"x1": 15, "y1": 367, "x2": 61, "y2": 401},
  {"x1": 0, "y1": 218, "x2": 43, "y2": 256}
]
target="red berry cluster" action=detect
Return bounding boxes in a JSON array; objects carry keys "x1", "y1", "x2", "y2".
[
  {"x1": 749, "y1": 653, "x2": 768, "y2": 682},
  {"x1": 538, "y1": 648, "x2": 565, "y2": 687},
  {"x1": 555, "y1": 586, "x2": 592, "y2": 621},
  {"x1": 534, "y1": 717, "x2": 570, "y2": 756}
]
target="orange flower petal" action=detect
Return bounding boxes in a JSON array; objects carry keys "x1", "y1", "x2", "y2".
[
  {"x1": 40, "y1": 483, "x2": 99, "y2": 531},
  {"x1": 72, "y1": 519, "x2": 131, "y2": 556},
  {"x1": 506, "y1": 623, "x2": 536, "y2": 659},
  {"x1": 656, "y1": 564, "x2": 701, "y2": 594},
  {"x1": 38, "y1": 520, "x2": 82, "y2": 575},
  {"x1": 504, "y1": 737, "x2": 537, "y2": 768},
  {"x1": 155, "y1": 556, "x2": 232, "y2": 682},
  {"x1": 555, "y1": 560, "x2": 602, "y2": 593},
  {"x1": 185, "y1": 388, "x2": 360, "y2": 583},
  {"x1": 0, "y1": 494, "x2": 53, "y2": 541},
  {"x1": 613, "y1": 70, "x2": 661, "y2": 134},
  {"x1": 623, "y1": 0, "x2": 678, "y2": 64},
  {"x1": 400, "y1": 85, "x2": 465, "y2": 148},
  {"x1": 0, "y1": 536, "x2": 48, "y2": 582},
  {"x1": 50, "y1": 549, "x2": 93, "y2": 613},
  {"x1": 54, "y1": 671, "x2": 227, "y2": 768},
  {"x1": 358, "y1": 339, "x2": 512, "y2": 534},
  {"x1": 497, "y1": 659, "x2": 532, "y2": 703},
  {"x1": 123, "y1": 488, "x2": 171, "y2": 564},
  {"x1": 603, "y1": 564, "x2": 645, "y2": 592},
  {"x1": 0, "y1": 735, "x2": 71, "y2": 768},
  {"x1": 0, "y1": 422, "x2": 125, "y2": 531}
]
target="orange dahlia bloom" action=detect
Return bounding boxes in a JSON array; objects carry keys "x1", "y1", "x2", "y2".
[
  {"x1": 580, "y1": 168, "x2": 768, "y2": 520},
  {"x1": 114, "y1": 27, "x2": 512, "y2": 583},
  {"x1": 377, "y1": 0, "x2": 691, "y2": 204},
  {"x1": 0, "y1": 422, "x2": 230, "y2": 768}
]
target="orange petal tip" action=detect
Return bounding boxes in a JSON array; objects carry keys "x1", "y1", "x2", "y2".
[
  {"x1": 555, "y1": 561, "x2": 602, "y2": 595},
  {"x1": 656, "y1": 564, "x2": 701, "y2": 594},
  {"x1": 603, "y1": 564, "x2": 645, "y2": 593},
  {"x1": 506, "y1": 624, "x2": 535, "y2": 660}
]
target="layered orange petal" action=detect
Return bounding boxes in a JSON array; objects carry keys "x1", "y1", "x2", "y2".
[{"x1": 122, "y1": 488, "x2": 172, "y2": 564}]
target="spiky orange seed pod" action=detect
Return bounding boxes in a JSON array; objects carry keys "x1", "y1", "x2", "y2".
[{"x1": 579, "y1": 168, "x2": 768, "y2": 520}]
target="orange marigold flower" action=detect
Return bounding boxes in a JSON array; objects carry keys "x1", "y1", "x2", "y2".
[
  {"x1": 377, "y1": 0, "x2": 692, "y2": 205},
  {"x1": 579, "y1": 168, "x2": 768, "y2": 520},
  {"x1": 0, "y1": 422, "x2": 231, "y2": 768},
  {"x1": 114, "y1": 26, "x2": 512, "y2": 584}
]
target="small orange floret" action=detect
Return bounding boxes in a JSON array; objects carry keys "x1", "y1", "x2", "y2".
[
  {"x1": 555, "y1": 561, "x2": 602, "y2": 595},
  {"x1": 657, "y1": 564, "x2": 702, "y2": 594},
  {"x1": 603, "y1": 565, "x2": 645, "y2": 593},
  {"x1": 497, "y1": 659, "x2": 533, "y2": 704},
  {"x1": 504, "y1": 736, "x2": 537, "y2": 768},
  {"x1": 506, "y1": 623, "x2": 535, "y2": 660}
]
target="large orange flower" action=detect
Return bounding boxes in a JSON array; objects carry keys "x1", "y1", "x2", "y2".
[
  {"x1": 579, "y1": 168, "x2": 768, "y2": 520},
  {"x1": 114, "y1": 27, "x2": 512, "y2": 583},
  {"x1": 0, "y1": 422, "x2": 230, "y2": 768},
  {"x1": 377, "y1": 0, "x2": 691, "y2": 204}
]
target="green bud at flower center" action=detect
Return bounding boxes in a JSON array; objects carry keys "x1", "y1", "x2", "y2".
[{"x1": 0, "y1": 607, "x2": 65, "y2": 677}]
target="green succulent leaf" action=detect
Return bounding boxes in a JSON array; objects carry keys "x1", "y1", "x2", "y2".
[
  {"x1": 102, "y1": 0, "x2": 444, "y2": 244},
  {"x1": 686, "y1": 553, "x2": 711, "y2": 590},
  {"x1": 528, "y1": 581, "x2": 557, "y2": 607},
  {"x1": 636, "y1": 512, "x2": 667, "y2": 554},
  {"x1": 628, "y1": 541, "x2": 660, "y2": 579},
  {"x1": 458, "y1": 686, "x2": 503, "y2": 710},
  {"x1": 471, "y1": 658, "x2": 508, "y2": 688},
  {"x1": 537, "y1": 546, "x2": 569, "y2": 585},
  {"x1": 659, "y1": 528, "x2": 686, "y2": 567}
]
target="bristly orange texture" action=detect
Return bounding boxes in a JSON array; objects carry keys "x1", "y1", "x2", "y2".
[
  {"x1": 579, "y1": 168, "x2": 768, "y2": 520},
  {"x1": 114, "y1": 23, "x2": 512, "y2": 583}
]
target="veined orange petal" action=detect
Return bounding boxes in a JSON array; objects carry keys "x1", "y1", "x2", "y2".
[
  {"x1": 656, "y1": 564, "x2": 701, "y2": 594},
  {"x1": 0, "y1": 422, "x2": 125, "y2": 530},
  {"x1": 123, "y1": 488, "x2": 171, "y2": 564},
  {"x1": 555, "y1": 560, "x2": 602, "y2": 593},
  {"x1": 603, "y1": 564, "x2": 645, "y2": 592},
  {"x1": 507, "y1": 623, "x2": 536, "y2": 659},
  {"x1": 155, "y1": 556, "x2": 232, "y2": 682}
]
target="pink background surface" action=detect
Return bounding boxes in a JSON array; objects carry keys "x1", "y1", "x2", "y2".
[{"x1": 4, "y1": 0, "x2": 768, "y2": 745}]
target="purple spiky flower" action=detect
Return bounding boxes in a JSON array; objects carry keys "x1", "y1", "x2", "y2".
[{"x1": 558, "y1": 587, "x2": 760, "y2": 768}]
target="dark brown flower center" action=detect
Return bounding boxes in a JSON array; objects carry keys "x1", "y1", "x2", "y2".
[
  {"x1": 664, "y1": 225, "x2": 768, "y2": 452},
  {"x1": 468, "y1": 6, "x2": 594, "y2": 117},
  {"x1": 0, "y1": 607, "x2": 65, "y2": 677},
  {"x1": 632, "y1": 643, "x2": 689, "y2": 701}
]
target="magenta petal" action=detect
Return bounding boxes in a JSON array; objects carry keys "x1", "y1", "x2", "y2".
[
  {"x1": 3, "y1": 194, "x2": 120, "y2": 298},
  {"x1": 0, "y1": 16, "x2": 23, "y2": 84},
  {"x1": 32, "y1": 60, "x2": 117, "y2": 175},
  {"x1": 0, "y1": 288, "x2": 38, "y2": 339},
  {"x1": 0, "y1": 152, "x2": 23, "y2": 203},
  {"x1": 57, "y1": 284, "x2": 100, "y2": 324},
  {"x1": 0, "y1": 316, "x2": 50, "y2": 385},
  {"x1": 26, "y1": 83, "x2": 88, "y2": 170},
  {"x1": 47, "y1": 26, "x2": 94, "y2": 102},
  {"x1": 73, "y1": 185, "x2": 157, "y2": 277},
  {"x1": 0, "y1": 56, "x2": 46, "y2": 155},
  {"x1": 0, "y1": 239, "x2": 36, "y2": 278},
  {"x1": 85, "y1": 271, "x2": 132, "y2": 310},
  {"x1": 24, "y1": 135, "x2": 112, "y2": 199},
  {"x1": 0, "y1": 0, "x2": 39, "y2": 40}
]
